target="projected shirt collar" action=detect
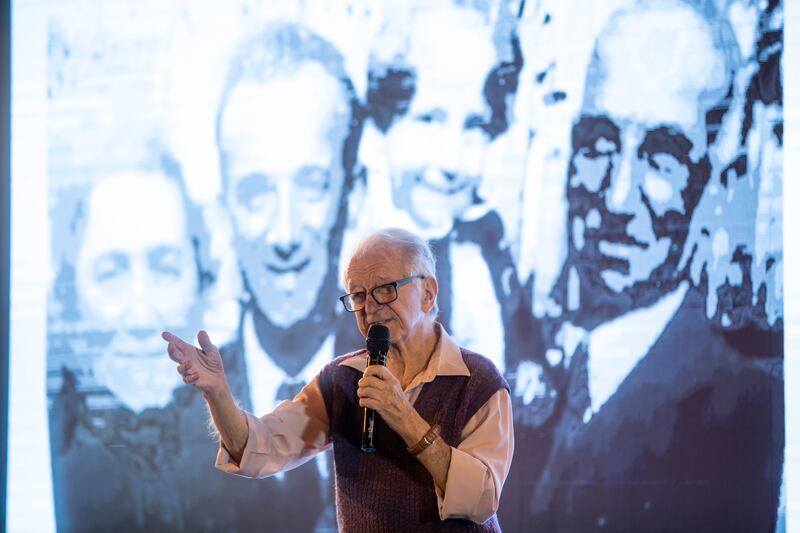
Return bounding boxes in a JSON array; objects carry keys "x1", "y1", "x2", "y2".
[
  {"x1": 584, "y1": 281, "x2": 689, "y2": 415},
  {"x1": 242, "y1": 307, "x2": 335, "y2": 416}
]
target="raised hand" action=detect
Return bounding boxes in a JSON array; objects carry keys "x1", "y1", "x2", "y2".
[{"x1": 162, "y1": 330, "x2": 227, "y2": 395}]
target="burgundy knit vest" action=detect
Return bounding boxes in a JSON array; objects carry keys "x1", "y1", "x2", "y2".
[{"x1": 318, "y1": 347, "x2": 509, "y2": 532}]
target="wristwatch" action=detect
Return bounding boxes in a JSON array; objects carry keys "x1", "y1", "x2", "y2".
[{"x1": 408, "y1": 424, "x2": 440, "y2": 455}]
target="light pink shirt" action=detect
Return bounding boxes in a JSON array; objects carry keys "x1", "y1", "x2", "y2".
[{"x1": 216, "y1": 325, "x2": 514, "y2": 523}]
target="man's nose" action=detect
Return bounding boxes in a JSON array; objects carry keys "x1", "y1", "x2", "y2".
[
  {"x1": 435, "y1": 140, "x2": 460, "y2": 173},
  {"x1": 606, "y1": 130, "x2": 640, "y2": 213},
  {"x1": 124, "y1": 275, "x2": 158, "y2": 330},
  {"x1": 433, "y1": 122, "x2": 473, "y2": 174},
  {"x1": 363, "y1": 291, "x2": 384, "y2": 314},
  {"x1": 268, "y1": 181, "x2": 301, "y2": 256},
  {"x1": 274, "y1": 242, "x2": 300, "y2": 261}
]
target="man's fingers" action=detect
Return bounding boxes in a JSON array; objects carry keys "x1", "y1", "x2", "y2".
[
  {"x1": 357, "y1": 384, "x2": 384, "y2": 399},
  {"x1": 364, "y1": 365, "x2": 394, "y2": 381},
  {"x1": 162, "y1": 331, "x2": 189, "y2": 348},
  {"x1": 167, "y1": 342, "x2": 185, "y2": 364},
  {"x1": 197, "y1": 330, "x2": 218, "y2": 354},
  {"x1": 163, "y1": 331, "x2": 198, "y2": 361},
  {"x1": 358, "y1": 367, "x2": 397, "y2": 388},
  {"x1": 196, "y1": 330, "x2": 225, "y2": 375},
  {"x1": 359, "y1": 397, "x2": 378, "y2": 409},
  {"x1": 176, "y1": 361, "x2": 194, "y2": 375},
  {"x1": 359, "y1": 374, "x2": 389, "y2": 390}
]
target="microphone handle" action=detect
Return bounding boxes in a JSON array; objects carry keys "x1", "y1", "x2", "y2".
[{"x1": 361, "y1": 349, "x2": 387, "y2": 452}]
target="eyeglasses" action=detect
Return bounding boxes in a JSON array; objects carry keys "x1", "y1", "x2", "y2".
[{"x1": 339, "y1": 275, "x2": 424, "y2": 312}]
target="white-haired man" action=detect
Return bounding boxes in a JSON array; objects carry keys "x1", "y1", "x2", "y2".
[{"x1": 164, "y1": 228, "x2": 514, "y2": 530}]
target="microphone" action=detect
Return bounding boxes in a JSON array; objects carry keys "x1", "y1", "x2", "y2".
[{"x1": 361, "y1": 324, "x2": 390, "y2": 452}]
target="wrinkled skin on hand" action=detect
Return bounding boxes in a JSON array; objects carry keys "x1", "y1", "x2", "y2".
[{"x1": 162, "y1": 330, "x2": 227, "y2": 395}]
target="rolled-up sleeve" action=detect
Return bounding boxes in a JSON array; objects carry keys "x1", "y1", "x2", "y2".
[
  {"x1": 435, "y1": 388, "x2": 514, "y2": 522},
  {"x1": 215, "y1": 375, "x2": 331, "y2": 478}
]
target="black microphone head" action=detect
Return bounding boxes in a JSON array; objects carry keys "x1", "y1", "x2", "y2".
[{"x1": 366, "y1": 324, "x2": 390, "y2": 354}]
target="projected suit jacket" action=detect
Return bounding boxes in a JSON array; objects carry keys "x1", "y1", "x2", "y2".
[
  {"x1": 500, "y1": 284, "x2": 784, "y2": 532},
  {"x1": 48, "y1": 323, "x2": 361, "y2": 532},
  {"x1": 49, "y1": 349, "x2": 326, "y2": 532}
]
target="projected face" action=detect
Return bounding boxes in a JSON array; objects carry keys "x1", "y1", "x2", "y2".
[
  {"x1": 219, "y1": 62, "x2": 349, "y2": 327},
  {"x1": 75, "y1": 172, "x2": 199, "y2": 358},
  {"x1": 384, "y1": 5, "x2": 497, "y2": 238},
  {"x1": 567, "y1": 3, "x2": 722, "y2": 298}
]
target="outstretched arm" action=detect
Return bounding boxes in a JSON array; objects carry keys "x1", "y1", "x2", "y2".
[{"x1": 162, "y1": 330, "x2": 249, "y2": 463}]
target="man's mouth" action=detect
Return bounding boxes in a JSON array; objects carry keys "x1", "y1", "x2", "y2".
[
  {"x1": 598, "y1": 239, "x2": 647, "y2": 257},
  {"x1": 419, "y1": 178, "x2": 473, "y2": 195},
  {"x1": 265, "y1": 257, "x2": 311, "y2": 274},
  {"x1": 415, "y1": 169, "x2": 475, "y2": 195},
  {"x1": 598, "y1": 253, "x2": 629, "y2": 275}
]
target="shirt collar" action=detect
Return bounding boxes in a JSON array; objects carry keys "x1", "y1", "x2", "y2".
[{"x1": 339, "y1": 323, "x2": 470, "y2": 386}]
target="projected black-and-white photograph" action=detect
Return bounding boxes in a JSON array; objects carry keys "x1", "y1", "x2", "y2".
[{"x1": 4, "y1": 0, "x2": 788, "y2": 531}]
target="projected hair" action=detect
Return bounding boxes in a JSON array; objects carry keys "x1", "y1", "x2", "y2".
[
  {"x1": 50, "y1": 143, "x2": 216, "y2": 320},
  {"x1": 215, "y1": 23, "x2": 363, "y2": 190},
  {"x1": 365, "y1": 1, "x2": 523, "y2": 140}
]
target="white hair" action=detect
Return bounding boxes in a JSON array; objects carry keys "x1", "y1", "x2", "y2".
[{"x1": 344, "y1": 228, "x2": 438, "y2": 316}]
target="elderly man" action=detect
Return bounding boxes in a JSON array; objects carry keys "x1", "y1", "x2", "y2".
[{"x1": 164, "y1": 228, "x2": 514, "y2": 530}]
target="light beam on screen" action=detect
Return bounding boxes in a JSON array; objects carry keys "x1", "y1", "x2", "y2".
[
  {"x1": 7, "y1": 1, "x2": 56, "y2": 531},
  {"x1": 784, "y1": 2, "x2": 799, "y2": 532}
]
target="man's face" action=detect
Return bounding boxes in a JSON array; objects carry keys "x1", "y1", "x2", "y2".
[
  {"x1": 76, "y1": 172, "x2": 198, "y2": 358},
  {"x1": 219, "y1": 63, "x2": 349, "y2": 327},
  {"x1": 566, "y1": 3, "x2": 723, "y2": 298},
  {"x1": 345, "y1": 248, "x2": 435, "y2": 344},
  {"x1": 384, "y1": 6, "x2": 497, "y2": 238},
  {"x1": 567, "y1": 117, "x2": 701, "y2": 294}
]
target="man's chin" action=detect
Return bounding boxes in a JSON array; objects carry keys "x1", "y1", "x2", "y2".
[
  {"x1": 105, "y1": 346, "x2": 165, "y2": 360},
  {"x1": 264, "y1": 267, "x2": 304, "y2": 291},
  {"x1": 405, "y1": 210, "x2": 457, "y2": 240},
  {"x1": 252, "y1": 286, "x2": 319, "y2": 328},
  {"x1": 105, "y1": 333, "x2": 170, "y2": 359},
  {"x1": 404, "y1": 187, "x2": 472, "y2": 232},
  {"x1": 247, "y1": 257, "x2": 332, "y2": 327}
]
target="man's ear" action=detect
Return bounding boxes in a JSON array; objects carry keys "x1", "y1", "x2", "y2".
[{"x1": 421, "y1": 276, "x2": 438, "y2": 313}]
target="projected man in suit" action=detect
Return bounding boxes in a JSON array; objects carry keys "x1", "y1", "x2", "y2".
[
  {"x1": 216, "y1": 23, "x2": 363, "y2": 416},
  {"x1": 48, "y1": 158, "x2": 218, "y2": 531},
  {"x1": 366, "y1": 0, "x2": 531, "y2": 374},
  {"x1": 210, "y1": 23, "x2": 365, "y2": 531},
  {"x1": 503, "y1": 2, "x2": 784, "y2": 531}
]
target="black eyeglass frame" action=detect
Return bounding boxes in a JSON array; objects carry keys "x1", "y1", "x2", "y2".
[{"x1": 339, "y1": 275, "x2": 425, "y2": 312}]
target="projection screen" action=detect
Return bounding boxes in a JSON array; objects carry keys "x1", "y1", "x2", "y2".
[{"x1": 6, "y1": 0, "x2": 797, "y2": 531}]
